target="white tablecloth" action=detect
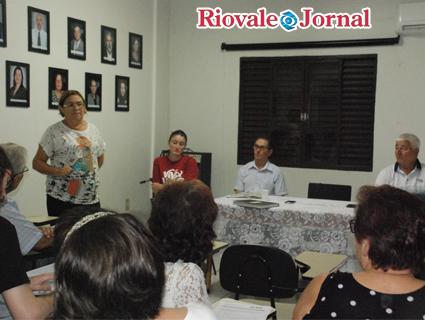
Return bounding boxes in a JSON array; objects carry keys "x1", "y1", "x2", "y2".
[{"x1": 214, "y1": 196, "x2": 361, "y2": 273}]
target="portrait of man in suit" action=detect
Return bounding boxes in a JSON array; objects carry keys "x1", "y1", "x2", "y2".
[
  {"x1": 31, "y1": 12, "x2": 47, "y2": 50},
  {"x1": 70, "y1": 24, "x2": 84, "y2": 55},
  {"x1": 101, "y1": 26, "x2": 116, "y2": 65}
]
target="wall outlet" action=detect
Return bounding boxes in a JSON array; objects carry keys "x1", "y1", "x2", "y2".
[{"x1": 125, "y1": 199, "x2": 130, "y2": 211}]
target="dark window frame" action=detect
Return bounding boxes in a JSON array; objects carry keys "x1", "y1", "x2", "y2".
[{"x1": 237, "y1": 54, "x2": 377, "y2": 172}]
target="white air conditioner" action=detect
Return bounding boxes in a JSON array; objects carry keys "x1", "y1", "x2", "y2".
[{"x1": 396, "y1": 2, "x2": 425, "y2": 35}]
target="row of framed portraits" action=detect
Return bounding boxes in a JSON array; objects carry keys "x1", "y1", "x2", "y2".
[
  {"x1": 0, "y1": 1, "x2": 142, "y2": 69},
  {"x1": 6, "y1": 61, "x2": 130, "y2": 112}
]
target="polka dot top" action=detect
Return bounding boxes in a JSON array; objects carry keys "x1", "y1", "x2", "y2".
[{"x1": 303, "y1": 272, "x2": 425, "y2": 319}]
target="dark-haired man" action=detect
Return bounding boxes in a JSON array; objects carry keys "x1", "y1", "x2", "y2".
[{"x1": 234, "y1": 137, "x2": 287, "y2": 196}]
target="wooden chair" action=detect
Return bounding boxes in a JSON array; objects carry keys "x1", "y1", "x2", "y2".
[
  {"x1": 308, "y1": 183, "x2": 352, "y2": 201},
  {"x1": 220, "y1": 244, "x2": 305, "y2": 320}
]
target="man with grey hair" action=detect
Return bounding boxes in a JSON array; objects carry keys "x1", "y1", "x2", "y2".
[
  {"x1": 0, "y1": 143, "x2": 54, "y2": 256},
  {"x1": 375, "y1": 133, "x2": 425, "y2": 194}
]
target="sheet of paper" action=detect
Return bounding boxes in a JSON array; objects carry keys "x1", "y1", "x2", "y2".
[{"x1": 213, "y1": 299, "x2": 273, "y2": 320}]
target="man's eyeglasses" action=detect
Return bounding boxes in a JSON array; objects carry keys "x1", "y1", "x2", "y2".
[
  {"x1": 253, "y1": 144, "x2": 270, "y2": 151},
  {"x1": 349, "y1": 219, "x2": 355, "y2": 233},
  {"x1": 4, "y1": 166, "x2": 29, "y2": 189},
  {"x1": 0, "y1": 167, "x2": 14, "y2": 189},
  {"x1": 63, "y1": 102, "x2": 85, "y2": 109}
]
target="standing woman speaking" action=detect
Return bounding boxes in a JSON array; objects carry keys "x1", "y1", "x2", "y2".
[
  {"x1": 151, "y1": 130, "x2": 199, "y2": 195},
  {"x1": 33, "y1": 90, "x2": 106, "y2": 217}
]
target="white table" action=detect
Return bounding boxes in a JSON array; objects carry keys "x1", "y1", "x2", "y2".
[{"x1": 214, "y1": 196, "x2": 360, "y2": 273}]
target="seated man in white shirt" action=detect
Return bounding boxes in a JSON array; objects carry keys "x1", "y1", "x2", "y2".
[
  {"x1": 235, "y1": 137, "x2": 288, "y2": 196},
  {"x1": 375, "y1": 133, "x2": 425, "y2": 195},
  {"x1": 0, "y1": 143, "x2": 54, "y2": 256}
]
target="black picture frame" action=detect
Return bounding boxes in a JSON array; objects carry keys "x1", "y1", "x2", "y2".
[
  {"x1": 0, "y1": 0, "x2": 7, "y2": 48},
  {"x1": 101, "y1": 25, "x2": 116, "y2": 65},
  {"x1": 27, "y1": 7, "x2": 50, "y2": 54},
  {"x1": 129, "y1": 33, "x2": 142, "y2": 69},
  {"x1": 85, "y1": 73, "x2": 102, "y2": 112},
  {"x1": 6, "y1": 61, "x2": 30, "y2": 108},
  {"x1": 68, "y1": 17, "x2": 86, "y2": 60},
  {"x1": 48, "y1": 67, "x2": 68, "y2": 110},
  {"x1": 115, "y1": 76, "x2": 129, "y2": 112}
]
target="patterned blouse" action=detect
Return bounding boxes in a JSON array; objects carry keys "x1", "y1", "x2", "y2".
[
  {"x1": 39, "y1": 121, "x2": 106, "y2": 204},
  {"x1": 304, "y1": 272, "x2": 425, "y2": 319}
]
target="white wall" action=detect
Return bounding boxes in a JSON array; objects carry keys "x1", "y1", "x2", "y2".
[
  {"x1": 1, "y1": 0, "x2": 170, "y2": 221},
  {"x1": 169, "y1": 0, "x2": 425, "y2": 200}
]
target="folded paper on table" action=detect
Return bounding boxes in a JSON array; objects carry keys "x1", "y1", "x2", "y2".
[{"x1": 213, "y1": 298, "x2": 275, "y2": 320}]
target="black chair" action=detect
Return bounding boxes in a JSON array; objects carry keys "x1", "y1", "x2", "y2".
[
  {"x1": 308, "y1": 183, "x2": 352, "y2": 201},
  {"x1": 220, "y1": 244, "x2": 305, "y2": 319}
]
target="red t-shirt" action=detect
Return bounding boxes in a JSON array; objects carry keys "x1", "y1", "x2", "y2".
[{"x1": 152, "y1": 155, "x2": 199, "y2": 184}]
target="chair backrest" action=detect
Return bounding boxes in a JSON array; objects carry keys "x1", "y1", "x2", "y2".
[
  {"x1": 308, "y1": 183, "x2": 352, "y2": 201},
  {"x1": 219, "y1": 244, "x2": 299, "y2": 300}
]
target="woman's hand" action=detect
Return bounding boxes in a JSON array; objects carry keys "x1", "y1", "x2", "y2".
[
  {"x1": 56, "y1": 165, "x2": 73, "y2": 177},
  {"x1": 29, "y1": 273, "x2": 54, "y2": 292},
  {"x1": 33, "y1": 145, "x2": 74, "y2": 177}
]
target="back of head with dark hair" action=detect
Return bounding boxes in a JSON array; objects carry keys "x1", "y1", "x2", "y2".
[
  {"x1": 355, "y1": 185, "x2": 425, "y2": 274},
  {"x1": 53, "y1": 207, "x2": 164, "y2": 320},
  {"x1": 148, "y1": 180, "x2": 218, "y2": 263}
]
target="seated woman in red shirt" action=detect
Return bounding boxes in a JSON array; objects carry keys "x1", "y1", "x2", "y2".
[{"x1": 151, "y1": 130, "x2": 199, "y2": 195}]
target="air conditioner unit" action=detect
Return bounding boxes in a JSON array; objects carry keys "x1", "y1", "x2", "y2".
[
  {"x1": 396, "y1": 2, "x2": 425, "y2": 34},
  {"x1": 396, "y1": 2, "x2": 425, "y2": 35}
]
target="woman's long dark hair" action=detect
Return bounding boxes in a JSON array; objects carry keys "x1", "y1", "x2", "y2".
[{"x1": 53, "y1": 208, "x2": 164, "y2": 319}]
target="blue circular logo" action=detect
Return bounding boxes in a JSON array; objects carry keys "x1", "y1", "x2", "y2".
[{"x1": 280, "y1": 10, "x2": 298, "y2": 31}]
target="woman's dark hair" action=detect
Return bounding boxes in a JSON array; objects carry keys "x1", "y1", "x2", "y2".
[
  {"x1": 53, "y1": 207, "x2": 164, "y2": 320},
  {"x1": 168, "y1": 130, "x2": 187, "y2": 145},
  {"x1": 355, "y1": 185, "x2": 425, "y2": 274},
  {"x1": 12, "y1": 66, "x2": 24, "y2": 87},
  {"x1": 58, "y1": 90, "x2": 87, "y2": 117},
  {"x1": 148, "y1": 180, "x2": 218, "y2": 263}
]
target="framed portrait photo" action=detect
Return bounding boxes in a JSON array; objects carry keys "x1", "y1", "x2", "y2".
[
  {"x1": 27, "y1": 7, "x2": 50, "y2": 54},
  {"x1": 101, "y1": 25, "x2": 116, "y2": 65},
  {"x1": 48, "y1": 67, "x2": 68, "y2": 110},
  {"x1": 68, "y1": 17, "x2": 86, "y2": 60},
  {"x1": 115, "y1": 76, "x2": 129, "y2": 112},
  {"x1": 129, "y1": 33, "x2": 142, "y2": 69},
  {"x1": 85, "y1": 73, "x2": 102, "y2": 112},
  {"x1": 0, "y1": 0, "x2": 7, "y2": 48},
  {"x1": 6, "y1": 61, "x2": 30, "y2": 108}
]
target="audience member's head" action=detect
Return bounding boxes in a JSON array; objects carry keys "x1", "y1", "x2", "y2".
[
  {"x1": 0, "y1": 143, "x2": 28, "y2": 193},
  {"x1": 354, "y1": 185, "x2": 425, "y2": 274},
  {"x1": 0, "y1": 147, "x2": 13, "y2": 203},
  {"x1": 53, "y1": 207, "x2": 164, "y2": 319},
  {"x1": 396, "y1": 133, "x2": 420, "y2": 150},
  {"x1": 148, "y1": 180, "x2": 218, "y2": 263}
]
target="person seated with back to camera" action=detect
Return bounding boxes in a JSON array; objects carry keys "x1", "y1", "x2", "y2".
[
  {"x1": 0, "y1": 143, "x2": 54, "y2": 259},
  {"x1": 292, "y1": 185, "x2": 425, "y2": 320},
  {"x1": 0, "y1": 147, "x2": 54, "y2": 320},
  {"x1": 53, "y1": 206, "x2": 218, "y2": 320},
  {"x1": 148, "y1": 179, "x2": 217, "y2": 308}
]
